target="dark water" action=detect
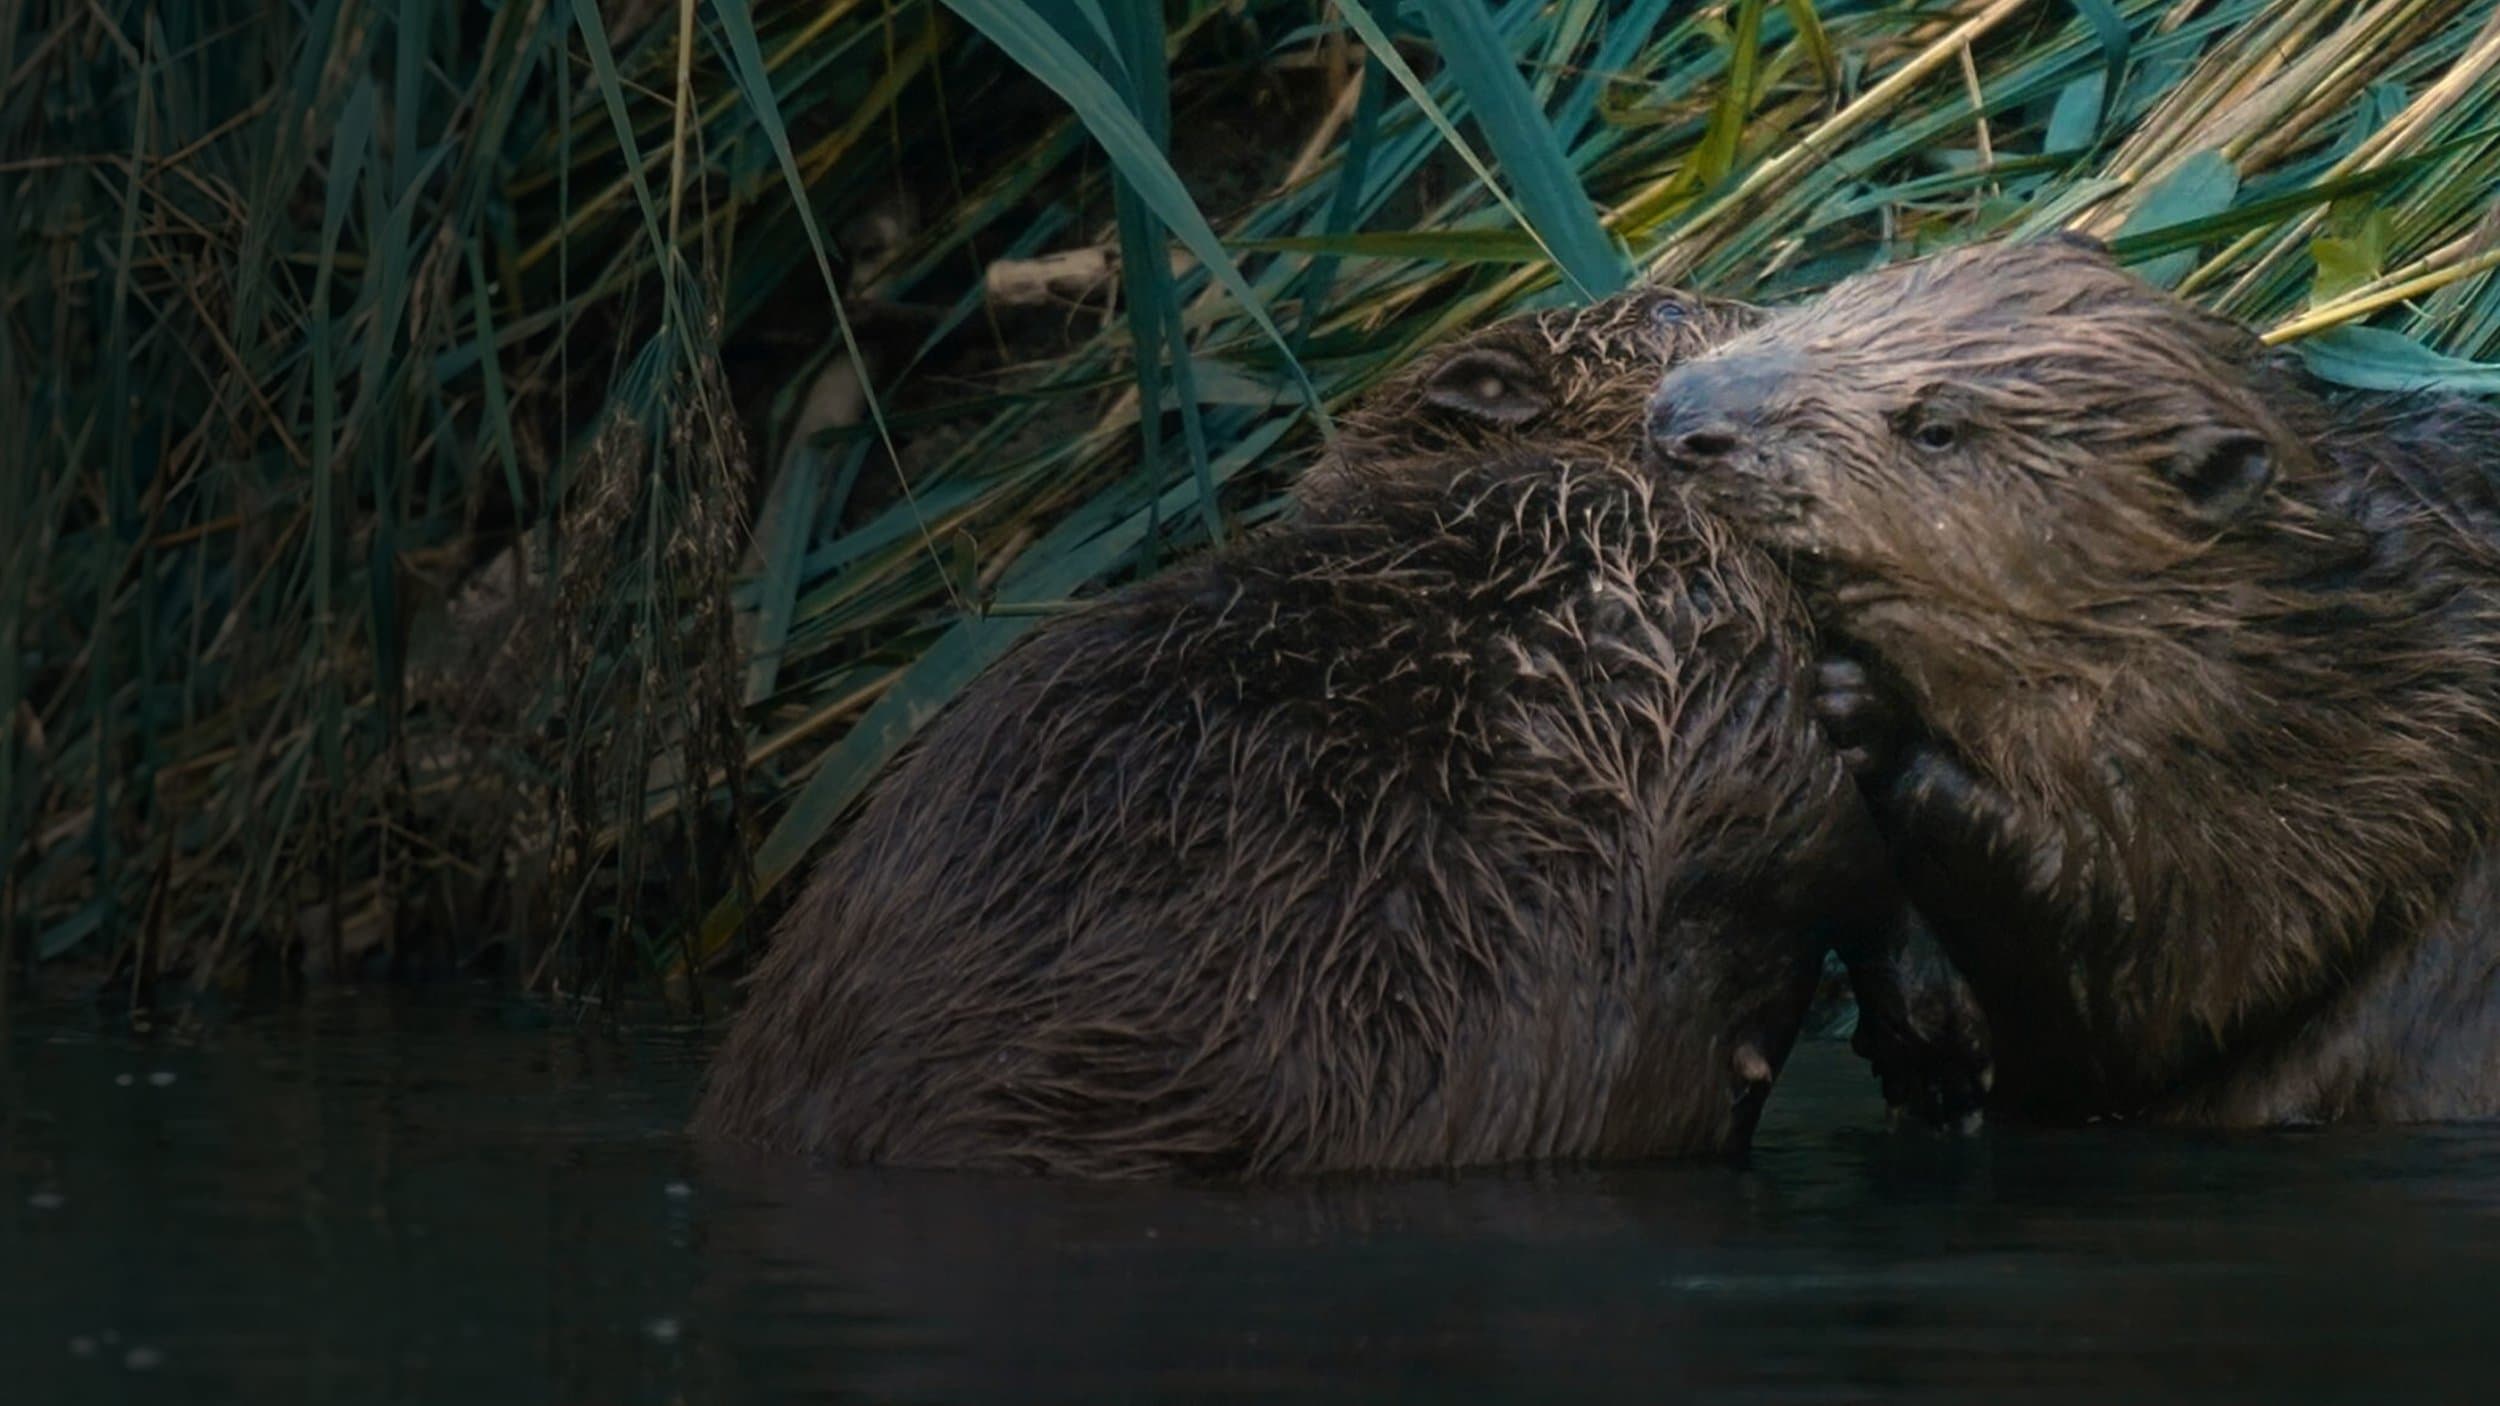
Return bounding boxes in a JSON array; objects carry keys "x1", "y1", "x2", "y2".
[{"x1": 7, "y1": 992, "x2": 2500, "y2": 1404}]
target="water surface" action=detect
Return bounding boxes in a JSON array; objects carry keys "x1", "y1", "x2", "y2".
[{"x1": 6, "y1": 990, "x2": 2499, "y2": 1403}]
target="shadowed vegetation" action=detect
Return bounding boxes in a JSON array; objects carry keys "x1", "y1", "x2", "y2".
[{"x1": 6, "y1": 0, "x2": 2498, "y2": 1001}]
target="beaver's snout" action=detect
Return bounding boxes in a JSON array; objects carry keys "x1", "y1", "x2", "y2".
[{"x1": 1644, "y1": 349, "x2": 1801, "y2": 468}]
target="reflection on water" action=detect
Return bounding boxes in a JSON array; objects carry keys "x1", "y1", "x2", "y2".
[{"x1": 6, "y1": 989, "x2": 2500, "y2": 1404}]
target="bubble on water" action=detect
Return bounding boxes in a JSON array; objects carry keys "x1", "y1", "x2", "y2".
[
  {"x1": 29, "y1": 1190, "x2": 65, "y2": 1211},
  {"x1": 124, "y1": 1346, "x2": 163, "y2": 1371},
  {"x1": 67, "y1": 1337, "x2": 95, "y2": 1358},
  {"x1": 114, "y1": 1074, "x2": 134, "y2": 1088},
  {"x1": 147, "y1": 1071, "x2": 176, "y2": 1088},
  {"x1": 644, "y1": 1316, "x2": 682, "y2": 1344},
  {"x1": 663, "y1": 1181, "x2": 693, "y2": 1200}
]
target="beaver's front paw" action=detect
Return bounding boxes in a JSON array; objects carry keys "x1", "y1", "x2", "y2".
[
  {"x1": 1848, "y1": 914, "x2": 1993, "y2": 1133},
  {"x1": 1813, "y1": 654, "x2": 1910, "y2": 781}
]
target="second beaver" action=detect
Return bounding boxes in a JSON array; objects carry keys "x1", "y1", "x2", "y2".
[
  {"x1": 1647, "y1": 236, "x2": 2500, "y2": 1125},
  {"x1": 693, "y1": 288, "x2": 1984, "y2": 1179}
]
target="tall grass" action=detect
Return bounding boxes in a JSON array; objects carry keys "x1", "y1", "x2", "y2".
[{"x1": 7, "y1": 0, "x2": 2498, "y2": 998}]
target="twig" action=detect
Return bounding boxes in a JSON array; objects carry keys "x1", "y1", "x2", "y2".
[
  {"x1": 1280, "y1": 67, "x2": 1366, "y2": 190},
  {"x1": 2263, "y1": 245, "x2": 2500, "y2": 343},
  {"x1": 1957, "y1": 41, "x2": 1995, "y2": 193}
]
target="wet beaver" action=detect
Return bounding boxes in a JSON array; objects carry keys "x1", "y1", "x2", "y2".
[
  {"x1": 1647, "y1": 236, "x2": 2500, "y2": 1125},
  {"x1": 693, "y1": 290, "x2": 1981, "y2": 1179}
]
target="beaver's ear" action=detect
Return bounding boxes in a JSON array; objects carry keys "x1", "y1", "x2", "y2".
[
  {"x1": 1422, "y1": 347, "x2": 1550, "y2": 427},
  {"x1": 2162, "y1": 428, "x2": 2274, "y2": 523}
]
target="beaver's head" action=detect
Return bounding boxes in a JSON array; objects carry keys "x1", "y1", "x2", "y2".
[
  {"x1": 1639, "y1": 237, "x2": 2500, "y2": 1099},
  {"x1": 1638, "y1": 236, "x2": 2367, "y2": 727},
  {"x1": 1303, "y1": 286, "x2": 1763, "y2": 511}
]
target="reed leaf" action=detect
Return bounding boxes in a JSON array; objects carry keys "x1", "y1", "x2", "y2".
[{"x1": 7, "y1": 0, "x2": 2495, "y2": 996}]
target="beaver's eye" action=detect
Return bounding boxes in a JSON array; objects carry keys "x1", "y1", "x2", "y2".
[
  {"x1": 1421, "y1": 348, "x2": 1550, "y2": 427},
  {"x1": 1897, "y1": 399, "x2": 1968, "y2": 452}
]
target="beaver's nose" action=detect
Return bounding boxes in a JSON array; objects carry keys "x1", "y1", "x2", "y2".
[{"x1": 1644, "y1": 350, "x2": 1798, "y2": 467}]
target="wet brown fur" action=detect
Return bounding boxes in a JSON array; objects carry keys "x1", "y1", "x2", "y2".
[
  {"x1": 1648, "y1": 238, "x2": 2500, "y2": 1124},
  {"x1": 1297, "y1": 288, "x2": 1764, "y2": 509},
  {"x1": 693, "y1": 289, "x2": 1948, "y2": 1179}
]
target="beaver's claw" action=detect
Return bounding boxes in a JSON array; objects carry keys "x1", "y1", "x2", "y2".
[{"x1": 1847, "y1": 914, "x2": 1993, "y2": 1133}]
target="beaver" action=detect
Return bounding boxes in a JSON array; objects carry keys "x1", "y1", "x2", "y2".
[
  {"x1": 1645, "y1": 235, "x2": 2500, "y2": 1125},
  {"x1": 692, "y1": 289, "x2": 1985, "y2": 1179}
]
